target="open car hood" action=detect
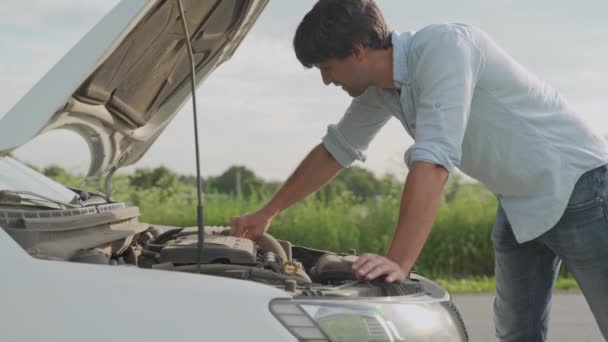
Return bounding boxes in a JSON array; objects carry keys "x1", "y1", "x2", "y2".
[{"x1": 0, "y1": 0, "x2": 268, "y2": 178}]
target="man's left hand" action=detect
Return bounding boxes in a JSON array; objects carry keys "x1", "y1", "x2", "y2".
[{"x1": 352, "y1": 253, "x2": 409, "y2": 283}]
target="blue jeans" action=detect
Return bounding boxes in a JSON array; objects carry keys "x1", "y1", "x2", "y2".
[{"x1": 493, "y1": 164, "x2": 608, "y2": 341}]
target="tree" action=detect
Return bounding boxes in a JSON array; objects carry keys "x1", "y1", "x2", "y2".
[
  {"x1": 333, "y1": 166, "x2": 380, "y2": 199},
  {"x1": 378, "y1": 173, "x2": 403, "y2": 197},
  {"x1": 206, "y1": 166, "x2": 264, "y2": 198},
  {"x1": 43, "y1": 165, "x2": 68, "y2": 179},
  {"x1": 315, "y1": 166, "x2": 382, "y2": 202},
  {"x1": 129, "y1": 166, "x2": 180, "y2": 196}
]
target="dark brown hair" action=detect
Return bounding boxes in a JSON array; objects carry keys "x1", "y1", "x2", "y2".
[{"x1": 293, "y1": 0, "x2": 391, "y2": 68}]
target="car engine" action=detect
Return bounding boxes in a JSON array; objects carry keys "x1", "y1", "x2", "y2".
[{"x1": 0, "y1": 200, "x2": 445, "y2": 298}]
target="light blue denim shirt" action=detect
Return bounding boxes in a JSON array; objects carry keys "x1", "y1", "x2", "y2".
[{"x1": 322, "y1": 23, "x2": 608, "y2": 243}]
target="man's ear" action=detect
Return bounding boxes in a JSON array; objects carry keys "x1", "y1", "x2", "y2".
[{"x1": 351, "y1": 43, "x2": 367, "y2": 62}]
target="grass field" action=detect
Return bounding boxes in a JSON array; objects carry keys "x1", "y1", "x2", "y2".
[{"x1": 438, "y1": 277, "x2": 580, "y2": 293}]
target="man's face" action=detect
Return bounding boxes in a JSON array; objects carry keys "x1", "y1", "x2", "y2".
[{"x1": 316, "y1": 50, "x2": 370, "y2": 97}]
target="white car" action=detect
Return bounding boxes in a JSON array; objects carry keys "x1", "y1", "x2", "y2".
[{"x1": 0, "y1": 1, "x2": 468, "y2": 341}]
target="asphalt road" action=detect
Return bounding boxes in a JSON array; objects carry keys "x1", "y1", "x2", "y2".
[{"x1": 452, "y1": 292, "x2": 604, "y2": 342}]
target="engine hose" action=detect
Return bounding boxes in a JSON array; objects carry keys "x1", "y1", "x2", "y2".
[
  {"x1": 220, "y1": 228, "x2": 289, "y2": 262},
  {"x1": 219, "y1": 228, "x2": 311, "y2": 282},
  {"x1": 256, "y1": 233, "x2": 289, "y2": 261},
  {"x1": 263, "y1": 252, "x2": 282, "y2": 273}
]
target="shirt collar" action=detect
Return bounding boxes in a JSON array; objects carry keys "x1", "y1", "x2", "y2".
[{"x1": 391, "y1": 30, "x2": 416, "y2": 87}]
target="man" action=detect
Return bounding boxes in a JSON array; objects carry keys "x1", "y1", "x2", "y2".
[{"x1": 230, "y1": 0, "x2": 608, "y2": 340}]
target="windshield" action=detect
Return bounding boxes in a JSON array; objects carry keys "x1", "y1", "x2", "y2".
[{"x1": 0, "y1": 156, "x2": 78, "y2": 204}]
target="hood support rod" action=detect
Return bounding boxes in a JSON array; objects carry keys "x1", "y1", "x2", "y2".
[{"x1": 177, "y1": 0, "x2": 205, "y2": 273}]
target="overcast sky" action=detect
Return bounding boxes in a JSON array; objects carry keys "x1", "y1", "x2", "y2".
[{"x1": 1, "y1": 0, "x2": 607, "y2": 181}]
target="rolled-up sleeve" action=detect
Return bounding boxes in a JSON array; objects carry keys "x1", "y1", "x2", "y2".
[
  {"x1": 322, "y1": 87, "x2": 392, "y2": 167},
  {"x1": 404, "y1": 27, "x2": 484, "y2": 172}
]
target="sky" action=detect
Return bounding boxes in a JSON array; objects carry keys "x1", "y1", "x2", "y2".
[{"x1": 1, "y1": 0, "x2": 607, "y2": 181}]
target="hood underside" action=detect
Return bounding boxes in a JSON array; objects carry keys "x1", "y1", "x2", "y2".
[{"x1": 0, "y1": 0, "x2": 268, "y2": 178}]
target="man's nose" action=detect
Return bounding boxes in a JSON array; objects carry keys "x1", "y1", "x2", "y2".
[{"x1": 321, "y1": 70, "x2": 331, "y2": 86}]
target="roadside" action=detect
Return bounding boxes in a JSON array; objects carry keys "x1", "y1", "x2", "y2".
[
  {"x1": 437, "y1": 276, "x2": 579, "y2": 293},
  {"x1": 452, "y1": 293, "x2": 603, "y2": 342}
]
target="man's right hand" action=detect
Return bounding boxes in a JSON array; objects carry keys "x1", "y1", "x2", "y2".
[
  {"x1": 230, "y1": 144, "x2": 343, "y2": 240},
  {"x1": 230, "y1": 209, "x2": 273, "y2": 240}
]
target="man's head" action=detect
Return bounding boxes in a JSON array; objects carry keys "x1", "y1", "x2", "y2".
[{"x1": 293, "y1": 0, "x2": 391, "y2": 97}]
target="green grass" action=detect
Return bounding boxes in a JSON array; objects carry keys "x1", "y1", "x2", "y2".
[{"x1": 437, "y1": 276, "x2": 580, "y2": 293}]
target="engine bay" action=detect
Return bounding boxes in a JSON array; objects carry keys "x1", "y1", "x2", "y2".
[
  {"x1": 0, "y1": 200, "x2": 443, "y2": 299},
  {"x1": 130, "y1": 226, "x2": 433, "y2": 298}
]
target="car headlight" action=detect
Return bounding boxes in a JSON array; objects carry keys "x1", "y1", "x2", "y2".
[{"x1": 270, "y1": 298, "x2": 467, "y2": 341}]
